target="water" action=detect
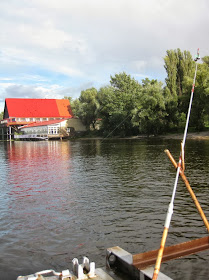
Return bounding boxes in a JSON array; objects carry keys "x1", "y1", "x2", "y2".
[{"x1": 0, "y1": 139, "x2": 209, "y2": 280}]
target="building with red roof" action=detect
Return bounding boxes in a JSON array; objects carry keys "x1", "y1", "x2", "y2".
[
  {"x1": 3, "y1": 98, "x2": 73, "y2": 122},
  {"x1": 0, "y1": 98, "x2": 86, "y2": 140}
]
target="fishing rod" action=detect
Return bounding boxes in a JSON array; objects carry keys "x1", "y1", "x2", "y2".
[{"x1": 152, "y1": 49, "x2": 200, "y2": 280}]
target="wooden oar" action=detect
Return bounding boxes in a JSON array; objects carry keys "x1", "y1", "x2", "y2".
[
  {"x1": 165, "y1": 149, "x2": 209, "y2": 232},
  {"x1": 133, "y1": 236, "x2": 209, "y2": 269}
]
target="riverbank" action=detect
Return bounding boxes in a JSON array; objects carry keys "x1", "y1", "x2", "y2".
[
  {"x1": 78, "y1": 131, "x2": 209, "y2": 141},
  {"x1": 1, "y1": 131, "x2": 209, "y2": 142},
  {"x1": 159, "y1": 131, "x2": 209, "y2": 140}
]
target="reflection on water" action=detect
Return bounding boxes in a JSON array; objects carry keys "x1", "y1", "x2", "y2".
[{"x1": 0, "y1": 139, "x2": 209, "y2": 280}]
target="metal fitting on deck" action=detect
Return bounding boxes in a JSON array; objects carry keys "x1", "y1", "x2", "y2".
[
  {"x1": 62, "y1": 269, "x2": 72, "y2": 280},
  {"x1": 72, "y1": 257, "x2": 96, "y2": 279}
]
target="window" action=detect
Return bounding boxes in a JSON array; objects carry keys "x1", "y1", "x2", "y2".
[{"x1": 48, "y1": 126, "x2": 60, "y2": 135}]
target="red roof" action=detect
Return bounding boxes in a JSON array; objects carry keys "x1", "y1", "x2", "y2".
[{"x1": 4, "y1": 98, "x2": 74, "y2": 118}]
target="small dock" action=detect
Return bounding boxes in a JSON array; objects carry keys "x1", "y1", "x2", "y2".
[
  {"x1": 14, "y1": 134, "x2": 48, "y2": 141},
  {"x1": 14, "y1": 134, "x2": 68, "y2": 141}
]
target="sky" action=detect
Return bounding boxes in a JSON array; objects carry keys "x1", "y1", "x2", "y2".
[{"x1": 1, "y1": 0, "x2": 209, "y2": 112}]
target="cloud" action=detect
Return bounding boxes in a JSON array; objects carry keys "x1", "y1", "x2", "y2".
[
  {"x1": 0, "y1": 81, "x2": 96, "y2": 112},
  {"x1": 0, "y1": 84, "x2": 63, "y2": 111},
  {"x1": 0, "y1": 0, "x2": 209, "y2": 113},
  {"x1": 0, "y1": 84, "x2": 61, "y2": 100}
]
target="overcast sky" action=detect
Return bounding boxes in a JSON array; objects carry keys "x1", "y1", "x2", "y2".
[{"x1": 0, "y1": 0, "x2": 209, "y2": 112}]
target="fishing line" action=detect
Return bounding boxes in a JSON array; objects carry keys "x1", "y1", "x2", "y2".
[{"x1": 88, "y1": 112, "x2": 132, "y2": 155}]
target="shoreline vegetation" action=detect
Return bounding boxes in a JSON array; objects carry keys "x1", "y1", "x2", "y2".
[
  {"x1": 1, "y1": 131, "x2": 209, "y2": 142},
  {"x1": 76, "y1": 130, "x2": 209, "y2": 140},
  {"x1": 65, "y1": 49, "x2": 209, "y2": 138}
]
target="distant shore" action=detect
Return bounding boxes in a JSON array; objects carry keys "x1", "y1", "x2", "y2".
[
  {"x1": 130, "y1": 131, "x2": 209, "y2": 140},
  {"x1": 159, "y1": 131, "x2": 209, "y2": 140},
  {"x1": 1, "y1": 131, "x2": 209, "y2": 142},
  {"x1": 78, "y1": 131, "x2": 209, "y2": 141}
]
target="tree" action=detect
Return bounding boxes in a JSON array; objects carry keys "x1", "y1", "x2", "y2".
[
  {"x1": 97, "y1": 85, "x2": 118, "y2": 134},
  {"x1": 64, "y1": 91, "x2": 99, "y2": 129},
  {"x1": 64, "y1": 96, "x2": 81, "y2": 118},
  {"x1": 77, "y1": 87, "x2": 99, "y2": 130},
  {"x1": 186, "y1": 56, "x2": 209, "y2": 130},
  {"x1": 163, "y1": 49, "x2": 203, "y2": 130},
  {"x1": 163, "y1": 86, "x2": 179, "y2": 131},
  {"x1": 98, "y1": 72, "x2": 142, "y2": 136},
  {"x1": 176, "y1": 49, "x2": 194, "y2": 97},
  {"x1": 164, "y1": 50, "x2": 178, "y2": 97},
  {"x1": 164, "y1": 49, "x2": 194, "y2": 97},
  {"x1": 70, "y1": 98, "x2": 81, "y2": 118},
  {"x1": 0, "y1": 111, "x2": 3, "y2": 120},
  {"x1": 173, "y1": 55, "x2": 209, "y2": 130},
  {"x1": 132, "y1": 78, "x2": 167, "y2": 135}
]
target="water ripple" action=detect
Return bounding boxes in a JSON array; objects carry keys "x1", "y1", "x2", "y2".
[{"x1": 0, "y1": 139, "x2": 209, "y2": 280}]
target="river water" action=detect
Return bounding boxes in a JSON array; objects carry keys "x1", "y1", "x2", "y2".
[{"x1": 0, "y1": 139, "x2": 209, "y2": 280}]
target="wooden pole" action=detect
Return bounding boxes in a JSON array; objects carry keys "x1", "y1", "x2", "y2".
[
  {"x1": 152, "y1": 159, "x2": 181, "y2": 280},
  {"x1": 165, "y1": 149, "x2": 209, "y2": 232},
  {"x1": 133, "y1": 236, "x2": 209, "y2": 269},
  {"x1": 152, "y1": 227, "x2": 169, "y2": 280}
]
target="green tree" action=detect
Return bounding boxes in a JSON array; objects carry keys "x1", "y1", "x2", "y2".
[
  {"x1": 180, "y1": 56, "x2": 209, "y2": 130},
  {"x1": 97, "y1": 85, "x2": 117, "y2": 134},
  {"x1": 201, "y1": 56, "x2": 209, "y2": 119},
  {"x1": 164, "y1": 49, "x2": 194, "y2": 97},
  {"x1": 64, "y1": 96, "x2": 81, "y2": 117},
  {"x1": 77, "y1": 87, "x2": 99, "y2": 130},
  {"x1": 70, "y1": 98, "x2": 81, "y2": 118},
  {"x1": 132, "y1": 78, "x2": 167, "y2": 135},
  {"x1": 0, "y1": 111, "x2": 3, "y2": 120},
  {"x1": 164, "y1": 49, "x2": 198, "y2": 130},
  {"x1": 176, "y1": 49, "x2": 194, "y2": 97},
  {"x1": 163, "y1": 86, "x2": 179, "y2": 131},
  {"x1": 98, "y1": 72, "x2": 142, "y2": 136},
  {"x1": 164, "y1": 50, "x2": 178, "y2": 96}
]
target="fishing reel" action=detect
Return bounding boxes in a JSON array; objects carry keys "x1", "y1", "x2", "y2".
[{"x1": 194, "y1": 48, "x2": 200, "y2": 61}]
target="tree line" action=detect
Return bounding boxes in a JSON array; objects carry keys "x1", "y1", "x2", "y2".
[
  {"x1": 65, "y1": 49, "x2": 209, "y2": 136},
  {"x1": 1, "y1": 49, "x2": 208, "y2": 136}
]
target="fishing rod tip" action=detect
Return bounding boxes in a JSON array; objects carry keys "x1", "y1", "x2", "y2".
[{"x1": 194, "y1": 49, "x2": 200, "y2": 61}]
